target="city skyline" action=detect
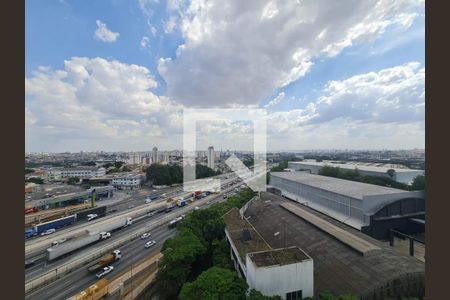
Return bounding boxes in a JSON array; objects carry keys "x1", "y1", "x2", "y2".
[{"x1": 26, "y1": 0, "x2": 424, "y2": 152}]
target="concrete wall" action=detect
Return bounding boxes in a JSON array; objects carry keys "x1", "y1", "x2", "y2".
[{"x1": 245, "y1": 256, "x2": 314, "y2": 299}]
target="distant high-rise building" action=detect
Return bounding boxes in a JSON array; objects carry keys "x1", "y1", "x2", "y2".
[
  {"x1": 207, "y1": 146, "x2": 215, "y2": 169},
  {"x1": 127, "y1": 152, "x2": 141, "y2": 165},
  {"x1": 152, "y1": 147, "x2": 158, "y2": 164}
]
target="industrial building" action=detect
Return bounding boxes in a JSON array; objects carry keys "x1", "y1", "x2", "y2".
[
  {"x1": 269, "y1": 172, "x2": 424, "y2": 240},
  {"x1": 287, "y1": 161, "x2": 424, "y2": 185},
  {"x1": 224, "y1": 207, "x2": 314, "y2": 300},
  {"x1": 236, "y1": 193, "x2": 424, "y2": 299},
  {"x1": 26, "y1": 186, "x2": 114, "y2": 209}
]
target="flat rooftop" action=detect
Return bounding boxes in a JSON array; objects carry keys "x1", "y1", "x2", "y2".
[
  {"x1": 223, "y1": 208, "x2": 271, "y2": 262},
  {"x1": 280, "y1": 202, "x2": 380, "y2": 255},
  {"x1": 245, "y1": 192, "x2": 425, "y2": 297},
  {"x1": 289, "y1": 161, "x2": 424, "y2": 174},
  {"x1": 271, "y1": 172, "x2": 407, "y2": 200},
  {"x1": 248, "y1": 247, "x2": 310, "y2": 267}
]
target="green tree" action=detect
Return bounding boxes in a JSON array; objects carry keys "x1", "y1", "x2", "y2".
[
  {"x1": 304, "y1": 293, "x2": 358, "y2": 300},
  {"x1": 81, "y1": 161, "x2": 96, "y2": 166},
  {"x1": 155, "y1": 228, "x2": 206, "y2": 298},
  {"x1": 212, "y1": 239, "x2": 233, "y2": 269},
  {"x1": 25, "y1": 168, "x2": 35, "y2": 174},
  {"x1": 409, "y1": 175, "x2": 425, "y2": 191},
  {"x1": 26, "y1": 177, "x2": 44, "y2": 184},
  {"x1": 179, "y1": 209, "x2": 226, "y2": 250},
  {"x1": 247, "y1": 289, "x2": 282, "y2": 300},
  {"x1": 67, "y1": 177, "x2": 80, "y2": 185},
  {"x1": 179, "y1": 267, "x2": 248, "y2": 300},
  {"x1": 114, "y1": 161, "x2": 124, "y2": 169},
  {"x1": 387, "y1": 168, "x2": 396, "y2": 178},
  {"x1": 270, "y1": 161, "x2": 288, "y2": 172},
  {"x1": 121, "y1": 165, "x2": 131, "y2": 172},
  {"x1": 319, "y1": 166, "x2": 341, "y2": 177}
]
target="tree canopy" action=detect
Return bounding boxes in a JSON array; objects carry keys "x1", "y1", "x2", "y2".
[
  {"x1": 318, "y1": 166, "x2": 410, "y2": 190},
  {"x1": 409, "y1": 175, "x2": 425, "y2": 191},
  {"x1": 67, "y1": 177, "x2": 80, "y2": 185},
  {"x1": 26, "y1": 177, "x2": 44, "y2": 184},
  {"x1": 179, "y1": 267, "x2": 248, "y2": 300},
  {"x1": 146, "y1": 164, "x2": 220, "y2": 185}
]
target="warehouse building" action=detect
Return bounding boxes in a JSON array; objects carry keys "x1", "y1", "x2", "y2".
[
  {"x1": 269, "y1": 172, "x2": 424, "y2": 239},
  {"x1": 240, "y1": 193, "x2": 424, "y2": 299},
  {"x1": 224, "y1": 207, "x2": 314, "y2": 299},
  {"x1": 287, "y1": 161, "x2": 424, "y2": 185}
]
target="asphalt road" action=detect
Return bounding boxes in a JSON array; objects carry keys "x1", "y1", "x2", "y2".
[
  {"x1": 26, "y1": 225, "x2": 175, "y2": 300},
  {"x1": 25, "y1": 176, "x2": 241, "y2": 282},
  {"x1": 25, "y1": 173, "x2": 248, "y2": 299}
]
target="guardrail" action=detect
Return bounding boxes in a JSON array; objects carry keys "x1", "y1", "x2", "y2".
[
  {"x1": 25, "y1": 176, "x2": 258, "y2": 294},
  {"x1": 25, "y1": 189, "x2": 226, "y2": 294}
]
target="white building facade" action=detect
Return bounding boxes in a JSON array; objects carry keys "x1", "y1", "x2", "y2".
[{"x1": 111, "y1": 174, "x2": 141, "y2": 190}]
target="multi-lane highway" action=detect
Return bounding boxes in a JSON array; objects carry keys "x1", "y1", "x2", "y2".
[
  {"x1": 26, "y1": 225, "x2": 175, "y2": 300},
  {"x1": 25, "y1": 172, "x2": 255, "y2": 299}
]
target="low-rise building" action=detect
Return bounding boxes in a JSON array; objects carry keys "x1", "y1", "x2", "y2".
[
  {"x1": 238, "y1": 193, "x2": 425, "y2": 299},
  {"x1": 111, "y1": 173, "x2": 142, "y2": 190},
  {"x1": 224, "y1": 207, "x2": 314, "y2": 300},
  {"x1": 46, "y1": 167, "x2": 106, "y2": 180}
]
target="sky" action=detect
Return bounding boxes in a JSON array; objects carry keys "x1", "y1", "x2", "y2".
[{"x1": 25, "y1": 0, "x2": 425, "y2": 152}]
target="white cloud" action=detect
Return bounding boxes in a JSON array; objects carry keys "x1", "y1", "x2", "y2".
[
  {"x1": 164, "y1": 16, "x2": 177, "y2": 33},
  {"x1": 167, "y1": 0, "x2": 182, "y2": 11},
  {"x1": 140, "y1": 36, "x2": 150, "y2": 49},
  {"x1": 158, "y1": 0, "x2": 424, "y2": 107},
  {"x1": 25, "y1": 57, "x2": 183, "y2": 152},
  {"x1": 94, "y1": 20, "x2": 120, "y2": 43},
  {"x1": 264, "y1": 92, "x2": 285, "y2": 108},
  {"x1": 265, "y1": 62, "x2": 425, "y2": 149},
  {"x1": 25, "y1": 58, "x2": 424, "y2": 151},
  {"x1": 138, "y1": 0, "x2": 158, "y2": 18}
]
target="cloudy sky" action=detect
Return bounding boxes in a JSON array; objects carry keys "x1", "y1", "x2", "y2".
[{"x1": 25, "y1": 0, "x2": 425, "y2": 152}]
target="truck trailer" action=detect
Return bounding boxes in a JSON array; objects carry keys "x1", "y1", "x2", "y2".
[
  {"x1": 87, "y1": 250, "x2": 122, "y2": 273},
  {"x1": 46, "y1": 230, "x2": 111, "y2": 261},
  {"x1": 25, "y1": 215, "x2": 76, "y2": 238},
  {"x1": 89, "y1": 217, "x2": 132, "y2": 234}
]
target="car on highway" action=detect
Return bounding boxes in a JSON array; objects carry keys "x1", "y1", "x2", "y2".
[
  {"x1": 87, "y1": 214, "x2": 98, "y2": 221},
  {"x1": 194, "y1": 206, "x2": 200, "y2": 211},
  {"x1": 141, "y1": 232, "x2": 151, "y2": 239},
  {"x1": 145, "y1": 240, "x2": 156, "y2": 248},
  {"x1": 51, "y1": 238, "x2": 67, "y2": 246},
  {"x1": 145, "y1": 198, "x2": 152, "y2": 204},
  {"x1": 152, "y1": 189, "x2": 156, "y2": 192},
  {"x1": 100, "y1": 232, "x2": 111, "y2": 239},
  {"x1": 147, "y1": 211, "x2": 156, "y2": 217},
  {"x1": 41, "y1": 228, "x2": 56, "y2": 236},
  {"x1": 128, "y1": 205, "x2": 135, "y2": 209},
  {"x1": 96, "y1": 266, "x2": 114, "y2": 279},
  {"x1": 161, "y1": 193, "x2": 167, "y2": 197}
]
